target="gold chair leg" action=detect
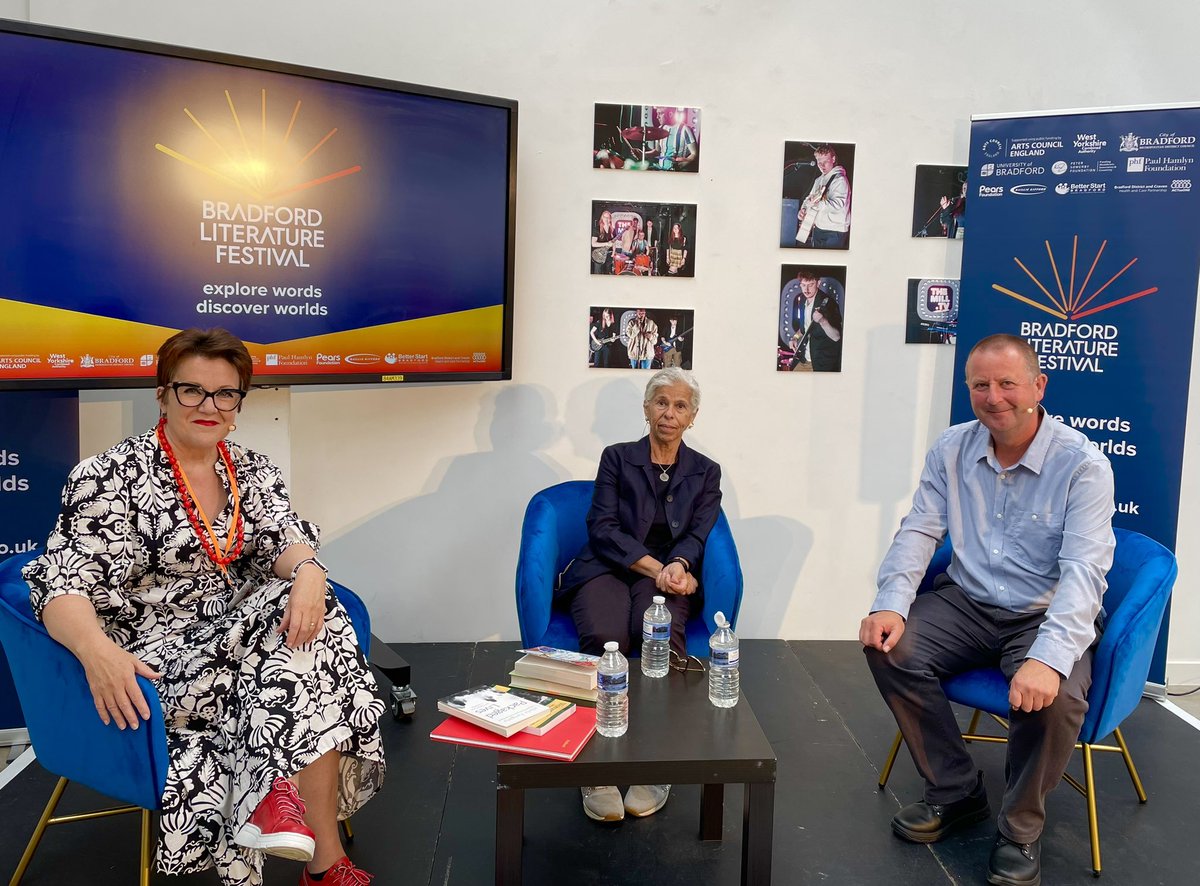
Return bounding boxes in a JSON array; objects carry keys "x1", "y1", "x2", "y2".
[
  {"x1": 1112, "y1": 727, "x2": 1147, "y2": 803},
  {"x1": 964, "y1": 708, "x2": 982, "y2": 742},
  {"x1": 341, "y1": 816, "x2": 354, "y2": 843},
  {"x1": 1082, "y1": 743, "x2": 1101, "y2": 876},
  {"x1": 140, "y1": 809, "x2": 153, "y2": 886},
  {"x1": 878, "y1": 730, "x2": 903, "y2": 789},
  {"x1": 9, "y1": 776, "x2": 69, "y2": 886}
]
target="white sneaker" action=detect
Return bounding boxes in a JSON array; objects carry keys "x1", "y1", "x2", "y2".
[
  {"x1": 581, "y1": 785, "x2": 624, "y2": 821},
  {"x1": 624, "y1": 784, "x2": 670, "y2": 817}
]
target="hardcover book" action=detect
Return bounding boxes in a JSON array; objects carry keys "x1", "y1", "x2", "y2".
[
  {"x1": 436, "y1": 684, "x2": 552, "y2": 738},
  {"x1": 430, "y1": 706, "x2": 597, "y2": 760},
  {"x1": 522, "y1": 698, "x2": 577, "y2": 736}
]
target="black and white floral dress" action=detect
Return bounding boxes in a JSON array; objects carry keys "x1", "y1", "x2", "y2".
[{"x1": 22, "y1": 428, "x2": 386, "y2": 885}]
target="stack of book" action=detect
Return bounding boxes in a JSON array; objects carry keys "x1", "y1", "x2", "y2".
[
  {"x1": 508, "y1": 646, "x2": 600, "y2": 703},
  {"x1": 431, "y1": 682, "x2": 596, "y2": 760}
]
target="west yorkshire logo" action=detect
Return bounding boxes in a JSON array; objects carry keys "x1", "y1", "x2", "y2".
[
  {"x1": 154, "y1": 88, "x2": 362, "y2": 200},
  {"x1": 992, "y1": 236, "x2": 1157, "y2": 321}
]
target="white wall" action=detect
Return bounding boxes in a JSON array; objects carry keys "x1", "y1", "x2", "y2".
[{"x1": 21, "y1": 1, "x2": 1200, "y2": 682}]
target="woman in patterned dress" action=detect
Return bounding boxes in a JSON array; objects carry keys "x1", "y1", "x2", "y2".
[{"x1": 22, "y1": 328, "x2": 385, "y2": 886}]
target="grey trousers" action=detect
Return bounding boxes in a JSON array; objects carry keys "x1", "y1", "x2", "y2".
[{"x1": 864, "y1": 578, "x2": 1092, "y2": 843}]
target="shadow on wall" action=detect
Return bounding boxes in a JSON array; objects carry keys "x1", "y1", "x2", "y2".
[{"x1": 321, "y1": 383, "x2": 570, "y2": 642}]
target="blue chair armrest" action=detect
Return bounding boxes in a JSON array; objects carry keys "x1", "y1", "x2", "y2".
[
  {"x1": 329, "y1": 579, "x2": 371, "y2": 657},
  {"x1": 699, "y1": 509, "x2": 744, "y2": 636},
  {"x1": 0, "y1": 556, "x2": 168, "y2": 810},
  {"x1": 515, "y1": 494, "x2": 562, "y2": 647}
]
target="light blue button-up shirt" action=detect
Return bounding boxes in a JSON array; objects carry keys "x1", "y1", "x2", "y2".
[{"x1": 873, "y1": 409, "x2": 1115, "y2": 677}]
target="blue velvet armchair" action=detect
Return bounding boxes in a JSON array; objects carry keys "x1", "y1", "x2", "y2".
[
  {"x1": 515, "y1": 480, "x2": 743, "y2": 658},
  {"x1": 876, "y1": 527, "x2": 1177, "y2": 876},
  {"x1": 0, "y1": 550, "x2": 371, "y2": 886}
]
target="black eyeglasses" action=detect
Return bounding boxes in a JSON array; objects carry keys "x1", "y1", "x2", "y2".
[
  {"x1": 669, "y1": 650, "x2": 706, "y2": 674},
  {"x1": 169, "y1": 382, "x2": 247, "y2": 412}
]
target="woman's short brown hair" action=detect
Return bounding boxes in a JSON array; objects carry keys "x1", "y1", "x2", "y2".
[{"x1": 156, "y1": 328, "x2": 253, "y2": 390}]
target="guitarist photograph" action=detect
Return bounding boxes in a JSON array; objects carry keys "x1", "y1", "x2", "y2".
[
  {"x1": 589, "y1": 308, "x2": 623, "y2": 367},
  {"x1": 778, "y1": 266, "x2": 844, "y2": 372},
  {"x1": 782, "y1": 141, "x2": 854, "y2": 249},
  {"x1": 657, "y1": 316, "x2": 692, "y2": 368}
]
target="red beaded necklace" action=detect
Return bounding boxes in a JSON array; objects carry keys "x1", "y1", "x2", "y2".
[{"x1": 156, "y1": 415, "x2": 244, "y2": 571}]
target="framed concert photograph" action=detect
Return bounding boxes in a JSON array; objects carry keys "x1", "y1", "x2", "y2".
[
  {"x1": 593, "y1": 103, "x2": 701, "y2": 173},
  {"x1": 905, "y1": 277, "x2": 959, "y2": 344},
  {"x1": 780, "y1": 140, "x2": 855, "y2": 249},
  {"x1": 777, "y1": 264, "x2": 846, "y2": 372},
  {"x1": 589, "y1": 200, "x2": 697, "y2": 278},
  {"x1": 589, "y1": 305, "x2": 695, "y2": 370},
  {"x1": 912, "y1": 165, "x2": 967, "y2": 238}
]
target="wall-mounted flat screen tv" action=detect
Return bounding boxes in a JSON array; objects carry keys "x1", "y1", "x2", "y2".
[{"x1": 0, "y1": 20, "x2": 516, "y2": 389}]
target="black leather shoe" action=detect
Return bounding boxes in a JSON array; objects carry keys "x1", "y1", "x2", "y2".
[
  {"x1": 891, "y1": 771, "x2": 990, "y2": 843},
  {"x1": 987, "y1": 833, "x2": 1041, "y2": 886}
]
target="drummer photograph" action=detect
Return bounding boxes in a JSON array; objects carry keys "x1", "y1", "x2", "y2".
[
  {"x1": 593, "y1": 103, "x2": 701, "y2": 173},
  {"x1": 589, "y1": 201, "x2": 697, "y2": 278},
  {"x1": 588, "y1": 306, "x2": 696, "y2": 370},
  {"x1": 780, "y1": 140, "x2": 855, "y2": 249}
]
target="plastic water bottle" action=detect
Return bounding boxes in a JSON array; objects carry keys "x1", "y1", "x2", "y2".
[
  {"x1": 708, "y1": 611, "x2": 740, "y2": 708},
  {"x1": 641, "y1": 595, "x2": 671, "y2": 678},
  {"x1": 596, "y1": 641, "x2": 629, "y2": 737}
]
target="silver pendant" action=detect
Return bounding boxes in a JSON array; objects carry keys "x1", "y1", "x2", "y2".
[{"x1": 659, "y1": 469, "x2": 670, "y2": 482}]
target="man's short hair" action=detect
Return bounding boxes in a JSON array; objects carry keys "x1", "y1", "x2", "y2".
[
  {"x1": 795, "y1": 266, "x2": 819, "y2": 281},
  {"x1": 814, "y1": 144, "x2": 836, "y2": 157},
  {"x1": 966, "y1": 334, "x2": 1041, "y2": 379}
]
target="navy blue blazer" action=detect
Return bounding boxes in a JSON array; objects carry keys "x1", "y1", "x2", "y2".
[{"x1": 558, "y1": 437, "x2": 722, "y2": 596}]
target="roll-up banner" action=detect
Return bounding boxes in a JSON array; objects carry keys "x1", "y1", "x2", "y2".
[
  {"x1": 0, "y1": 391, "x2": 79, "y2": 730},
  {"x1": 954, "y1": 104, "x2": 1200, "y2": 686}
]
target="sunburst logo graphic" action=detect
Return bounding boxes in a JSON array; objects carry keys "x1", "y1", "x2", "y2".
[
  {"x1": 991, "y1": 236, "x2": 1158, "y2": 321},
  {"x1": 153, "y1": 89, "x2": 361, "y2": 200}
]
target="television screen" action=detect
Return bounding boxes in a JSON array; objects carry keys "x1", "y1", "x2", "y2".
[{"x1": 0, "y1": 20, "x2": 516, "y2": 389}]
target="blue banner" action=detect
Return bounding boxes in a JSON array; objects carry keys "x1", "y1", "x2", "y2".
[
  {"x1": 0, "y1": 391, "x2": 79, "y2": 729},
  {"x1": 954, "y1": 106, "x2": 1200, "y2": 684}
]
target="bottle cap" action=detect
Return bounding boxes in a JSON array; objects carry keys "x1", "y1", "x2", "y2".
[
  {"x1": 652, "y1": 595, "x2": 665, "y2": 604},
  {"x1": 604, "y1": 641, "x2": 619, "y2": 652},
  {"x1": 715, "y1": 611, "x2": 728, "y2": 627}
]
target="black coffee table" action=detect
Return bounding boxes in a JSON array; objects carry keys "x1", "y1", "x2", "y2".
[{"x1": 494, "y1": 667, "x2": 776, "y2": 885}]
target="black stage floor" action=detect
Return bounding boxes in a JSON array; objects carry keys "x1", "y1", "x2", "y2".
[{"x1": 0, "y1": 640, "x2": 1195, "y2": 885}]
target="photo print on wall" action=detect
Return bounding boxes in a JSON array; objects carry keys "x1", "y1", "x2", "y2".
[
  {"x1": 593, "y1": 103, "x2": 701, "y2": 172},
  {"x1": 590, "y1": 200, "x2": 697, "y2": 277},
  {"x1": 780, "y1": 141, "x2": 854, "y2": 249},
  {"x1": 905, "y1": 277, "x2": 959, "y2": 344},
  {"x1": 777, "y1": 264, "x2": 846, "y2": 372},
  {"x1": 589, "y1": 306, "x2": 695, "y2": 370},
  {"x1": 912, "y1": 165, "x2": 967, "y2": 238}
]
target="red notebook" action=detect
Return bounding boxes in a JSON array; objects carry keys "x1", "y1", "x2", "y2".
[{"x1": 430, "y1": 706, "x2": 597, "y2": 761}]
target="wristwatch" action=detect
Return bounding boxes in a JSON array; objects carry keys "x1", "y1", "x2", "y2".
[{"x1": 289, "y1": 555, "x2": 328, "y2": 582}]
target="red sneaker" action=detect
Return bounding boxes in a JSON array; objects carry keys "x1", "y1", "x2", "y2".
[
  {"x1": 299, "y1": 856, "x2": 374, "y2": 885},
  {"x1": 235, "y1": 777, "x2": 317, "y2": 861}
]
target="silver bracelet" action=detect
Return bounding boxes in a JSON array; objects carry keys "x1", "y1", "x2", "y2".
[{"x1": 289, "y1": 556, "x2": 328, "y2": 582}]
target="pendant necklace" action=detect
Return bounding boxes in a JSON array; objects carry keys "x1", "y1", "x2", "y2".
[{"x1": 652, "y1": 460, "x2": 672, "y2": 482}]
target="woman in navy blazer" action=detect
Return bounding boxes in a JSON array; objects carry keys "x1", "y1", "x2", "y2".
[
  {"x1": 558, "y1": 368, "x2": 722, "y2": 821},
  {"x1": 559, "y1": 368, "x2": 722, "y2": 656}
]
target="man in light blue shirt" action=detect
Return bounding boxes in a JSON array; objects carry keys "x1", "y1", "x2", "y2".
[{"x1": 862, "y1": 334, "x2": 1114, "y2": 886}]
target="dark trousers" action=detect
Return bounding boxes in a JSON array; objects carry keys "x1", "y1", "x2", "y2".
[
  {"x1": 864, "y1": 579, "x2": 1092, "y2": 843},
  {"x1": 569, "y1": 572, "x2": 693, "y2": 657}
]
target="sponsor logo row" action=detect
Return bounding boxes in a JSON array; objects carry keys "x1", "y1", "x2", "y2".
[
  {"x1": 979, "y1": 178, "x2": 1192, "y2": 197},
  {"x1": 0, "y1": 351, "x2": 490, "y2": 371},
  {"x1": 981, "y1": 131, "x2": 1196, "y2": 160}
]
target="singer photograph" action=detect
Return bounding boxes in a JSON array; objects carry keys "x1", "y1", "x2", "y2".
[
  {"x1": 780, "y1": 140, "x2": 855, "y2": 249},
  {"x1": 777, "y1": 264, "x2": 846, "y2": 372}
]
